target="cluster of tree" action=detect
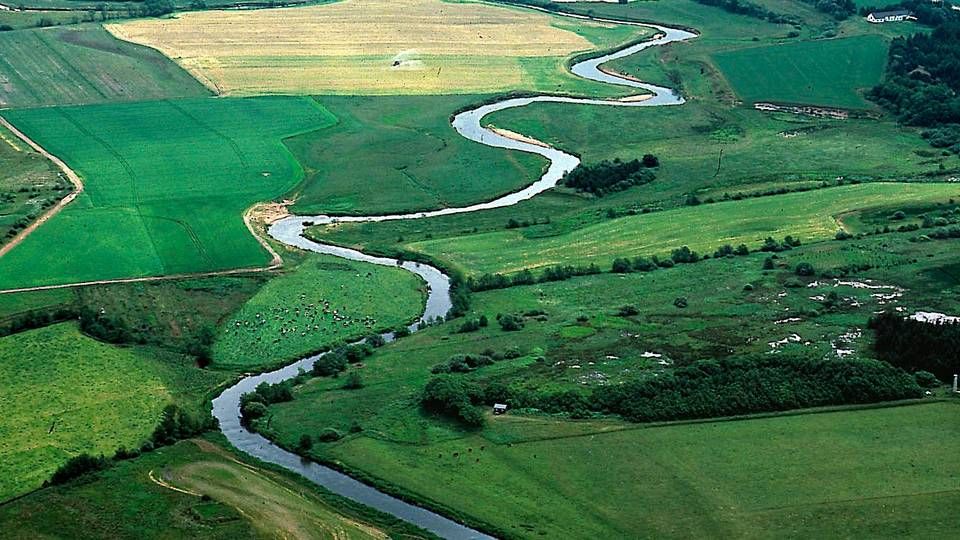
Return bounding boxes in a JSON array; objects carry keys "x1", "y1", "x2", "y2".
[
  {"x1": 240, "y1": 381, "x2": 295, "y2": 424},
  {"x1": 869, "y1": 22, "x2": 960, "y2": 150},
  {"x1": 480, "y1": 353, "x2": 921, "y2": 422},
  {"x1": 421, "y1": 376, "x2": 486, "y2": 427},
  {"x1": 690, "y1": 0, "x2": 798, "y2": 24},
  {"x1": 310, "y1": 342, "x2": 377, "y2": 378},
  {"x1": 150, "y1": 404, "x2": 211, "y2": 446},
  {"x1": 869, "y1": 311, "x2": 960, "y2": 380},
  {"x1": 561, "y1": 157, "x2": 657, "y2": 196},
  {"x1": 798, "y1": 0, "x2": 856, "y2": 19}
]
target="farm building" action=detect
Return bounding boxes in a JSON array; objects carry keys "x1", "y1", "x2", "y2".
[
  {"x1": 865, "y1": 10, "x2": 915, "y2": 23},
  {"x1": 493, "y1": 403, "x2": 508, "y2": 415}
]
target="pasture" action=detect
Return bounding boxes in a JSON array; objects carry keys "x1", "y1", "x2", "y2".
[
  {"x1": 0, "y1": 323, "x2": 170, "y2": 500},
  {"x1": 106, "y1": 0, "x2": 649, "y2": 95},
  {"x1": 0, "y1": 26, "x2": 209, "y2": 109},
  {"x1": 0, "y1": 96, "x2": 336, "y2": 290},
  {"x1": 0, "y1": 123, "x2": 64, "y2": 248},
  {"x1": 329, "y1": 402, "x2": 960, "y2": 538},
  {"x1": 288, "y1": 95, "x2": 546, "y2": 215},
  {"x1": 712, "y1": 35, "x2": 888, "y2": 108},
  {"x1": 406, "y1": 183, "x2": 960, "y2": 275},
  {"x1": 0, "y1": 438, "x2": 420, "y2": 539},
  {"x1": 212, "y1": 254, "x2": 426, "y2": 369}
]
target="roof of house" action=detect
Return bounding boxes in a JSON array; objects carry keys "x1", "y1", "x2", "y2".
[{"x1": 870, "y1": 9, "x2": 912, "y2": 17}]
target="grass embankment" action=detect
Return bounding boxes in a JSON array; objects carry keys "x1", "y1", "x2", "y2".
[
  {"x1": 212, "y1": 254, "x2": 427, "y2": 370},
  {"x1": 712, "y1": 34, "x2": 888, "y2": 108},
  {"x1": 406, "y1": 183, "x2": 960, "y2": 275},
  {"x1": 0, "y1": 438, "x2": 426, "y2": 539},
  {"x1": 107, "y1": 0, "x2": 650, "y2": 96},
  {"x1": 0, "y1": 322, "x2": 228, "y2": 501},
  {"x1": 0, "y1": 25, "x2": 209, "y2": 109},
  {"x1": 286, "y1": 95, "x2": 547, "y2": 216},
  {"x1": 0, "y1": 96, "x2": 335, "y2": 290}
]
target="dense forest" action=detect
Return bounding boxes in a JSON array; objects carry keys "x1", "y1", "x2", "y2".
[
  {"x1": 870, "y1": 22, "x2": 960, "y2": 151},
  {"x1": 870, "y1": 311, "x2": 960, "y2": 380}
]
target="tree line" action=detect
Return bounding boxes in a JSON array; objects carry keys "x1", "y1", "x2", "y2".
[{"x1": 421, "y1": 353, "x2": 922, "y2": 427}]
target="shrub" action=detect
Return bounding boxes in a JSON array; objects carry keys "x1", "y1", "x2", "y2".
[
  {"x1": 318, "y1": 428, "x2": 343, "y2": 442},
  {"x1": 914, "y1": 370, "x2": 941, "y2": 388},
  {"x1": 343, "y1": 370, "x2": 364, "y2": 389},
  {"x1": 497, "y1": 313, "x2": 524, "y2": 331},
  {"x1": 298, "y1": 434, "x2": 314, "y2": 451},
  {"x1": 673, "y1": 297, "x2": 688, "y2": 308},
  {"x1": 795, "y1": 262, "x2": 816, "y2": 276},
  {"x1": 617, "y1": 305, "x2": 639, "y2": 317}
]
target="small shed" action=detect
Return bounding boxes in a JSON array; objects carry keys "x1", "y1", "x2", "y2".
[{"x1": 492, "y1": 403, "x2": 508, "y2": 415}]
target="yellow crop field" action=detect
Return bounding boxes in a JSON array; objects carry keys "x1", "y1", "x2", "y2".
[{"x1": 106, "y1": 0, "x2": 643, "y2": 95}]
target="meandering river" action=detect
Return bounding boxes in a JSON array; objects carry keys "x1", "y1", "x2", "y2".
[{"x1": 212, "y1": 16, "x2": 697, "y2": 540}]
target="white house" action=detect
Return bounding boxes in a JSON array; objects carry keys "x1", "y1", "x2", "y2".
[{"x1": 866, "y1": 9, "x2": 916, "y2": 23}]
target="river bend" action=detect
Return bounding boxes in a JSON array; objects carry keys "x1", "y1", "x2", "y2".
[{"x1": 212, "y1": 16, "x2": 697, "y2": 540}]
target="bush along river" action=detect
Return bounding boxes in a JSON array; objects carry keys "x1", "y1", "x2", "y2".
[{"x1": 212, "y1": 15, "x2": 698, "y2": 540}]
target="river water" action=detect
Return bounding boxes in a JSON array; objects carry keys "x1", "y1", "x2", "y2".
[{"x1": 212, "y1": 16, "x2": 697, "y2": 540}]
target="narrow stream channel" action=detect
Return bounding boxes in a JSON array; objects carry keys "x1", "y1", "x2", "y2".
[{"x1": 212, "y1": 16, "x2": 697, "y2": 540}]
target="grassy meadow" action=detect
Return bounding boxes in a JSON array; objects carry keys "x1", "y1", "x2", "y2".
[
  {"x1": 406, "y1": 183, "x2": 960, "y2": 275},
  {"x1": 712, "y1": 35, "x2": 888, "y2": 108},
  {"x1": 0, "y1": 25, "x2": 209, "y2": 109},
  {"x1": 0, "y1": 438, "x2": 423, "y2": 539},
  {"x1": 287, "y1": 95, "x2": 547, "y2": 215},
  {"x1": 0, "y1": 96, "x2": 335, "y2": 290},
  {"x1": 106, "y1": 0, "x2": 650, "y2": 96},
  {"x1": 0, "y1": 323, "x2": 226, "y2": 500},
  {"x1": 213, "y1": 254, "x2": 426, "y2": 369}
]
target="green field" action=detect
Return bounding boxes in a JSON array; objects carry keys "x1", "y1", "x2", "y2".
[
  {"x1": 713, "y1": 35, "x2": 888, "y2": 108},
  {"x1": 212, "y1": 254, "x2": 427, "y2": 369},
  {"x1": 287, "y1": 95, "x2": 547, "y2": 215},
  {"x1": 407, "y1": 183, "x2": 960, "y2": 275},
  {"x1": 0, "y1": 97, "x2": 335, "y2": 290},
  {"x1": 0, "y1": 438, "x2": 425, "y2": 539},
  {"x1": 0, "y1": 322, "x2": 227, "y2": 501},
  {"x1": 0, "y1": 25, "x2": 209, "y2": 109}
]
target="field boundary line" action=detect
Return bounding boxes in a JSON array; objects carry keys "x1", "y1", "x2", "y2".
[{"x1": 0, "y1": 116, "x2": 84, "y2": 259}]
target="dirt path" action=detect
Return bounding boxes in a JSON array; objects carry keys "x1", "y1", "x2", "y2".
[{"x1": 0, "y1": 116, "x2": 85, "y2": 259}]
